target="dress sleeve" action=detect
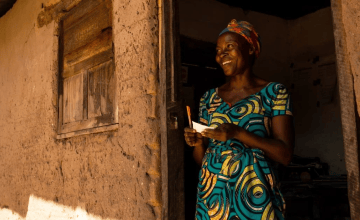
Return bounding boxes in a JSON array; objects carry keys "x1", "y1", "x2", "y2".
[
  {"x1": 198, "y1": 91, "x2": 210, "y2": 125},
  {"x1": 271, "y1": 83, "x2": 293, "y2": 117}
]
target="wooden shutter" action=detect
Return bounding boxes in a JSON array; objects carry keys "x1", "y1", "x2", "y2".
[{"x1": 58, "y1": 0, "x2": 117, "y2": 137}]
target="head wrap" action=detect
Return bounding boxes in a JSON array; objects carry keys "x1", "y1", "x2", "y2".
[{"x1": 219, "y1": 19, "x2": 261, "y2": 58}]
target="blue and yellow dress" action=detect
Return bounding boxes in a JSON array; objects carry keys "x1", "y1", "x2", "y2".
[{"x1": 195, "y1": 82, "x2": 292, "y2": 220}]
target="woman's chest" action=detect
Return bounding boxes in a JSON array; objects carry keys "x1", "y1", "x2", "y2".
[{"x1": 208, "y1": 95, "x2": 272, "y2": 134}]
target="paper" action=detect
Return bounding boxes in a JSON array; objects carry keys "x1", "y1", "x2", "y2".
[{"x1": 192, "y1": 121, "x2": 214, "y2": 133}]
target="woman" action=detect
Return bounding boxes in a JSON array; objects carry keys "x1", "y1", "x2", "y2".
[{"x1": 184, "y1": 19, "x2": 294, "y2": 220}]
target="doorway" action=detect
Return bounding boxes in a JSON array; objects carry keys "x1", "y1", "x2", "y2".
[
  {"x1": 176, "y1": 0, "x2": 351, "y2": 219},
  {"x1": 180, "y1": 35, "x2": 226, "y2": 219}
]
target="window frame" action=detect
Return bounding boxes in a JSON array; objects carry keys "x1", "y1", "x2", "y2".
[{"x1": 57, "y1": 0, "x2": 118, "y2": 139}]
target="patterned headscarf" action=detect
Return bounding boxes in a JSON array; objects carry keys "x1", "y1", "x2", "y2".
[{"x1": 219, "y1": 19, "x2": 261, "y2": 58}]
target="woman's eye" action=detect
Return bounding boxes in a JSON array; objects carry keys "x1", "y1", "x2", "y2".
[{"x1": 227, "y1": 44, "x2": 234, "y2": 48}]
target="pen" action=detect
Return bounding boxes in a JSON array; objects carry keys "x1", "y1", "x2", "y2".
[{"x1": 186, "y1": 106, "x2": 192, "y2": 128}]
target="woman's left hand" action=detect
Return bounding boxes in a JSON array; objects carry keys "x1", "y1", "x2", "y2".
[{"x1": 201, "y1": 123, "x2": 243, "y2": 142}]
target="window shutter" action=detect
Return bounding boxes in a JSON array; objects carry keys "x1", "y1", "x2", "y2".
[{"x1": 58, "y1": 0, "x2": 117, "y2": 137}]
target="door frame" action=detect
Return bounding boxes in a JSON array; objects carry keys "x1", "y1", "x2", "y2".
[{"x1": 159, "y1": 0, "x2": 185, "y2": 219}]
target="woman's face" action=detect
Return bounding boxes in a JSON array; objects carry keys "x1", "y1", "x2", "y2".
[{"x1": 215, "y1": 32, "x2": 253, "y2": 77}]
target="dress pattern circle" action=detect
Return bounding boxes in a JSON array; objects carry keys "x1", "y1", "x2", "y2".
[{"x1": 195, "y1": 82, "x2": 292, "y2": 220}]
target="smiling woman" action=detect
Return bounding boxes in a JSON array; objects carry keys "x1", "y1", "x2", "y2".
[{"x1": 184, "y1": 19, "x2": 294, "y2": 220}]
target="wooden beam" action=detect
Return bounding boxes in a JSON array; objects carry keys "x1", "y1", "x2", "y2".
[
  {"x1": 159, "y1": 0, "x2": 185, "y2": 219},
  {"x1": 158, "y1": 0, "x2": 169, "y2": 218}
]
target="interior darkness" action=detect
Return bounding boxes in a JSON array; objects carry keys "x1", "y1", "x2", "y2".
[
  {"x1": 180, "y1": 35, "x2": 226, "y2": 220},
  {"x1": 180, "y1": 37, "x2": 350, "y2": 220},
  {"x1": 216, "y1": 0, "x2": 331, "y2": 20},
  {"x1": 179, "y1": 2, "x2": 350, "y2": 219}
]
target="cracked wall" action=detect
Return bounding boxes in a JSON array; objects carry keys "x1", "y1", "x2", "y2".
[{"x1": 0, "y1": 0, "x2": 162, "y2": 219}]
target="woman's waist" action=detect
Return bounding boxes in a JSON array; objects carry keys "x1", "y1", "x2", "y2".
[{"x1": 206, "y1": 139, "x2": 263, "y2": 154}]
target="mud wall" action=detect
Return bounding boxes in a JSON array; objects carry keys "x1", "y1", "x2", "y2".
[
  {"x1": 339, "y1": 0, "x2": 360, "y2": 115},
  {"x1": 331, "y1": 0, "x2": 360, "y2": 217},
  {"x1": 0, "y1": 0, "x2": 161, "y2": 219},
  {"x1": 289, "y1": 8, "x2": 346, "y2": 174}
]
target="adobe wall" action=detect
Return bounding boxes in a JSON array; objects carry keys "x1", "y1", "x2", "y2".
[
  {"x1": 0, "y1": 0, "x2": 161, "y2": 219},
  {"x1": 340, "y1": 0, "x2": 360, "y2": 116},
  {"x1": 289, "y1": 8, "x2": 346, "y2": 175},
  {"x1": 331, "y1": 0, "x2": 360, "y2": 217}
]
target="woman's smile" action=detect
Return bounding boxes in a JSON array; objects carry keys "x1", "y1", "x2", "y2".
[{"x1": 222, "y1": 60, "x2": 232, "y2": 65}]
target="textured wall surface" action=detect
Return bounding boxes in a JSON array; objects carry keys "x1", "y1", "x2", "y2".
[
  {"x1": 340, "y1": 0, "x2": 360, "y2": 116},
  {"x1": 0, "y1": 0, "x2": 161, "y2": 219},
  {"x1": 331, "y1": 0, "x2": 360, "y2": 218},
  {"x1": 288, "y1": 8, "x2": 346, "y2": 174},
  {"x1": 289, "y1": 8, "x2": 336, "y2": 61}
]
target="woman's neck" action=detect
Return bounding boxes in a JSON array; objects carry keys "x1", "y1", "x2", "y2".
[{"x1": 226, "y1": 69, "x2": 257, "y2": 90}]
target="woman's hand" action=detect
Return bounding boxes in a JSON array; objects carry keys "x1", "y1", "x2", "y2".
[
  {"x1": 185, "y1": 127, "x2": 208, "y2": 166},
  {"x1": 184, "y1": 127, "x2": 204, "y2": 147},
  {"x1": 201, "y1": 123, "x2": 243, "y2": 142}
]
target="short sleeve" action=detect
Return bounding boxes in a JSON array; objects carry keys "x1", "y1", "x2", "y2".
[
  {"x1": 271, "y1": 83, "x2": 293, "y2": 117},
  {"x1": 198, "y1": 91, "x2": 210, "y2": 125}
]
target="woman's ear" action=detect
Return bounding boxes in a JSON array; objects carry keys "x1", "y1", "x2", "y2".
[{"x1": 249, "y1": 47, "x2": 254, "y2": 55}]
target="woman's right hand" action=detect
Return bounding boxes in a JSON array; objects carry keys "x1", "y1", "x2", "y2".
[{"x1": 184, "y1": 127, "x2": 204, "y2": 147}]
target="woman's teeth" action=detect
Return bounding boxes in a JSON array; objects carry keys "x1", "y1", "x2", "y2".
[{"x1": 222, "y1": 61, "x2": 231, "y2": 65}]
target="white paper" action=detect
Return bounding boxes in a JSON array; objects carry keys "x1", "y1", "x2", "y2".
[{"x1": 192, "y1": 121, "x2": 214, "y2": 133}]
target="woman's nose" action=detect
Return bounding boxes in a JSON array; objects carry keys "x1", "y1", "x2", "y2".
[{"x1": 220, "y1": 50, "x2": 228, "y2": 58}]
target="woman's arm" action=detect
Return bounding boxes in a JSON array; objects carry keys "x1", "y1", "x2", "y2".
[
  {"x1": 184, "y1": 127, "x2": 209, "y2": 166},
  {"x1": 192, "y1": 137, "x2": 209, "y2": 166},
  {"x1": 201, "y1": 115, "x2": 294, "y2": 166},
  {"x1": 236, "y1": 115, "x2": 294, "y2": 166}
]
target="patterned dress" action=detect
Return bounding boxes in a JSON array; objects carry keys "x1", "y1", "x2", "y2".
[{"x1": 195, "y1": 82, "x2": 292, "y2": 220}]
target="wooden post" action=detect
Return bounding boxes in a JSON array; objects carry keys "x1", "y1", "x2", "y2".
[
  {"x1": 331, "y1": 0, "x2": 360, "y2": 218},
  {"x1": 159, "y1": 0, "x2": 185, "y2": 219}
]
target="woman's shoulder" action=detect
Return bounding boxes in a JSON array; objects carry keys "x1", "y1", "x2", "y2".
[
  {"x1": 263, "y1": 82, "x2": 293, "y2": 116},
  {"x1": 262, "y1": 82, "x2": 290, "y2": 95},
  {"x1": 200, "y1": 88, "x2": 217, "y2": 100}
]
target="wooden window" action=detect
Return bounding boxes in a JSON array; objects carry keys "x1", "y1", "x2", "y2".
[{"x1": 57, "y1": 0, "x2": 118, "y2": 138}]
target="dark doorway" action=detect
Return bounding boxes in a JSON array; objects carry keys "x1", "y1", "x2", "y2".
[
  {"x1": 178, "y1": 0, "x2": 350, "y2": 219},
  {"x1": 180, "y1": 35, "x2": 226, "y2": 219}
]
